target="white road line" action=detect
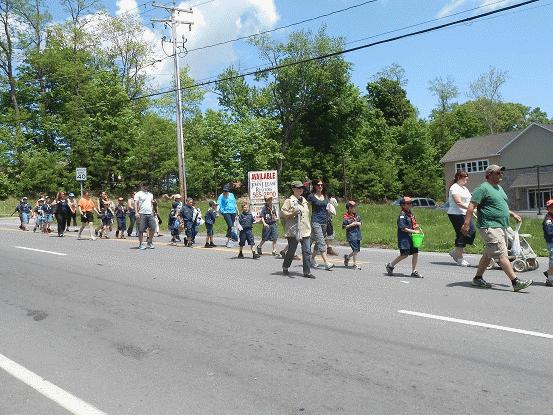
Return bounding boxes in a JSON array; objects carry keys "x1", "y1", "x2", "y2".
[
  {"x1": 399, "y1": 281, "x2": 410, "y2": 284},
  {"x1": 398, "y1": 310, "x2": 553, "y2": 339},
  {"x1": 14, "y1": 246, "x2": 67, "y2": 256},
  {"x1": 0, "y1": 352, "x2": 108, "y2": 415}
]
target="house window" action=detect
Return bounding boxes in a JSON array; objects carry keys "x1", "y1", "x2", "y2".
[
  {"x1": 455, "y1": 159, "x2": 489, "y2": 173},
  {"x1": 528, "y1": 188, "x2": 553, "y2": 209}
]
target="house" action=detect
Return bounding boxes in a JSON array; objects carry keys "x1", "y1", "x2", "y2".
[{"x1": 440, "y1": 123, "x2": 553, "y2": 211}]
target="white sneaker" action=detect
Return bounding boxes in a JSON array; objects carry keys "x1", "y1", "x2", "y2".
[{"x1": 456, "y1": 258, "x2": 469, "y2": 267}]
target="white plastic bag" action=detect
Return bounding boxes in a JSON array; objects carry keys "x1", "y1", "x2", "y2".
[{"x1": 511, "y1": 222, "x2": 522, "y2": 256}]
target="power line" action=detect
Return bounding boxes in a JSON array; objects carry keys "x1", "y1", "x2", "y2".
[
  {"x1": 186, "y1": 0, "x2": 379, "y2": 53},
  {"x1": 133, "y1": 0, "x2": 540, "y2": 101}
]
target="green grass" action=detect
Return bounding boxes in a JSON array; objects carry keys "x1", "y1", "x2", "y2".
[{"x1": 3, "y1": 196, "x2": 548, "y2": 256}]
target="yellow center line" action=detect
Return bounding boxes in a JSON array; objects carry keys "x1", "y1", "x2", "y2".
[{"x1": 0, "y1": 227, "x2": 369, "y2": 264}]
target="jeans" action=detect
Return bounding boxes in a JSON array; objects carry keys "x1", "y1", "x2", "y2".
[
  {"x1": 283, "y1": 237, "x2": 312, "y2": 276},
  {"x1": 127, "y1": 211, "x2": 136, "y2": 236},
  {"x1": 223, "y1": 213, "x2": 236, "y2": 238}
]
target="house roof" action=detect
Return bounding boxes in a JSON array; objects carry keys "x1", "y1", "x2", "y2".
[
  {"x1": 510, "y1": 171, "x2": 553, "y2": 189},
  {"x1": 440, "y1": 123, "x2": 553, "y2": 164},
  {"x1": 440, "y1": 131, "x2": 518, "y2": 163}
]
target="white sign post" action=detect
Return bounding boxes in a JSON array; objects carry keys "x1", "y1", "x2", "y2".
[
  {"x1": 248, "y1": 170, "x2": 279, "y2": 220},
  {"x1": 76, "y1": 167, "x2": 87, "y2": 197}
]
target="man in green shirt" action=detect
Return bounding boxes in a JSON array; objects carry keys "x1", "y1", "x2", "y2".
[{"x1": 461, "y1": 165, "x2": 532, "y2": 291}]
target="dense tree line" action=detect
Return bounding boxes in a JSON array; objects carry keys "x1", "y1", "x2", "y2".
[{"x1": 1, "y1": 0, "x2": 550, "y2": 201}]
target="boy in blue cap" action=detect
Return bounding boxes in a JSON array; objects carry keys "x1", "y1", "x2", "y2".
[
  {"x1": 13, "y1": 197, "x2": 32, "y2": 231},
  {"x1": 385, "y1": 196, "x2": 423, "y2": 278}
]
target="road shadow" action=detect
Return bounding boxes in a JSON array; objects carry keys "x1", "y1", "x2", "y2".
[
  {"x1": 382, "y1": 272, "x2": 421, "y2": 278},
  {"x1": 430, "y1": 261, "x2": 477, "y2": 268},
  {"x1": 269, "y1": 271, "x2": 298, "y2": 279},
  {"x1": 445, "y1": 280, "x2": 529, "y2": 292}
]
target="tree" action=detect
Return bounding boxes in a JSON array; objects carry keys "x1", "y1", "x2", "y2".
[
  {"x1": 373, "y1": 62, "x2": 408, "y2": 86},
  {"x1": 428, "y1": 76, "x2": 458, "y2": 112},
  {"x1": 468, "y1": 66, "x2": 508, "y2": 133},
  {"x1": 366, "y1": 77, "x2": 415, "y2": 127},
  {"x1": 0, "y1": 0, "x2": 22, "y2": 119}
]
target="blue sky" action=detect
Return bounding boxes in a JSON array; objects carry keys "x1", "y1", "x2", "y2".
[{"x1": 52, "y1": 0, "x2": 553, "y2": 119}]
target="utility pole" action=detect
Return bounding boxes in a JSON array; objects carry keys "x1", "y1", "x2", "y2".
[{"x1": 151, "y1": 3, "x2": 193, "y2": 200}]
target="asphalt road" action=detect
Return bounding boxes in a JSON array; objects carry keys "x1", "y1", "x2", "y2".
[{"x1": 1, "y1": 217, "x2": 552, "y2": 414}]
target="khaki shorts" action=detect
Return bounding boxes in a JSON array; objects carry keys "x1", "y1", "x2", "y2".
[{"x1": 478, "y1": 228, "x2": 508, "y2": 260}]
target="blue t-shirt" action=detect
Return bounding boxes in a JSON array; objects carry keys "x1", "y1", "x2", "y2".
[
  {"x1": 180, "y1": 204, "x2": 194, "y2": 222},
  {"x1": 205, "y1": 209, "x2": 217, "y2": 225},
  {"x1": 307, "y1": 193, "x2": 329, "y2": 224},
  {"x1": 115, "y1": 205, "x2": 127, "y2": 218},
  {"x1": 238, "y1": 212, "x2": 255, "y2": 229},
  {"x1": 16, "y1": 203, "x2": 32, "y2": 214},
  {"x1": 217, "y1": 193, "x2": 237, "y2": 214},
  {"x1": 260, "y1": 205, "x2": 277, "y2": 225},
  {"x1": 342, "y1": 213, "x2": 362, "y2": 242},
  {"x1": 397, "y1": 209, "x2": 415, "y2": 250},
  {"x1": 41, "y1": 204, "x2": 53, "y2": 215}
]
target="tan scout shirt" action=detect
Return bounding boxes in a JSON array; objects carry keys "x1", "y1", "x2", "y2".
[{"x1": 281, "y1": 195, "x2": 311, "y2": 239}]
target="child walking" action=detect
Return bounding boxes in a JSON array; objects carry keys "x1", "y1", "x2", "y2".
[
  {"x1": 42, "y1": 196, "x2": 53, "y2": 233},
  {"x1": 238, "y1": 202, "x2": 260, "y2": 259},
  {"x1": 13, "y1": 197, "x2": 32, "y2": 231},
  {"x1": 204, "y1": 200, "x2": 218, "y2": 248},
  {"x1": 385, "y1": 197, "x2": 423, "y2": 278},
  {"x1": 257, "y1": 195, "x2": 279, "y2": 256},
  {"x1": 115, "y1": 197, "x2": 127, "y2": 239},
  {"x1": 99, "y1": 201, "x2": 114, "y2": 238},
  {"x1": 168, "y1": 201, "x2": 181, "y2": 246},
  {"x1": 33, "y1": 198, "x2": 45, "y2": 232},
  {"x1": 542, "y1": 199, "x2": 553, "y2": 287},
  {"x1": 180, "y1": 197, "x2": 195, "y2": 247},
  {"x1": 342, "y1": 201, "x2": 362, "y2": 270}
]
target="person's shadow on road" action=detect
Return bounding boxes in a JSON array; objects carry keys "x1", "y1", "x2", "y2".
[{"x1": 446, "y1": 280, "x2": 524, "y2": 292}]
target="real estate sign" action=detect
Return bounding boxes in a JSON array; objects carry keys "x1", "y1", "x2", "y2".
[{"x1": 248, "y1": 170, "x2": 279, "y2": 219}]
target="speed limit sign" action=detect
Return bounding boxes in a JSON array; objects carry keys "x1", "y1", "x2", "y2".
[{"x1": 76, "y1": 167, "x2": 87, "y2": 181}]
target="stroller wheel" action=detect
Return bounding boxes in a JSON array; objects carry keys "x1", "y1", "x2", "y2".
[
  {"x1": 486, "y1": 259, "x2": 496, "y2": 270},
  {"x1": 512, "y1": 259, "x2": 527, "y2": 273}
]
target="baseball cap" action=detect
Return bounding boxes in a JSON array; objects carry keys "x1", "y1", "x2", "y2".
[
  {"x1": 290, "y1": 180, "x2": 304, "y2": 188},
  {"x1": 68, "y1": 192, "x2": 74, "y2": 197},
  {"x1": 264, "y1": 194, "x2": 274, "y2": 201},
  {"x1": 400, "y1": 196, "x2": 413, "y2": 205},
  {"x1": 208, "y1": 200, "x2": 217, "y2": 207},
  {"x1": 172, "y1": 194, "x2": 182, "y2": 199},
  {"x1": 345, "y1": 200, "x2": 356, "y2": 210},
  {"x1": 22, "y1": 196, "x2": 28, "y2": 200},
  {"x1": 546, "y1": 199, "x2": 553, "y2": 207},
  {"x1": 222, "y1": 184, "x2": 231, "y2": 192},
  {"x1": 117, "y1": 197, "x2": 124, "y2": 201},
  {"x1": 485, "y1": 164, "x2": 505, "y2": 174}
]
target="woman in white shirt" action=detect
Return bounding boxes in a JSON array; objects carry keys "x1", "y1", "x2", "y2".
[{"x1": 447, "y1": 171, "x2": 475, "y2": 266}]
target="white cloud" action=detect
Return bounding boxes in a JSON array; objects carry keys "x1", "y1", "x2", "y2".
[
  {"x1": 116, "y1": 0, "x2": 140, "y2": 16},
  {"x1": 436, "y1": 0, "x2": 516, "y2": 18},
  {"x1": 143, "y1": 0, "x2": 279, "y2": 88}
]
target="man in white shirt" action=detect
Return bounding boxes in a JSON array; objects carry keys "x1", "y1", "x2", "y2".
[{"x1": 134, "y1": 182, "x2": 156, "y2": 249}]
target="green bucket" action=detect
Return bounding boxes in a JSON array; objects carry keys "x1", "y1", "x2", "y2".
[{"x1": 411, "y1": 231, "x2": 425, "y2": 248}]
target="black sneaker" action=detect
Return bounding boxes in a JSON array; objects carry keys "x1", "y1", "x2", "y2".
[
  {"x1": 472, "y1": 277, "x2": 492, "y2": 288},
  {"x1": 303, "y1": 273, "x2": 316, "y2": 279},
  {"x1": 282, "y1": 268, "x2": 289, "y2": 276},
  {"x1": 513, "y1": 279, "x2": 532, "y2": 292},
  {"x1": 385, "y1": 263, "x2": 394, "y2": 276},
  {"x1": 256, "y1": 245, "x2": 262, "y2": 255},
  {"x1": 280, "y1": 249, "x2": 287, "y2": 258},
  {"x1": 237, "y1": 252, "x2": 244, "y2": 259},
  {"x1": 253, "y1": 253, "x2": 260, "y2": 259},
  {"x1": 546, "y1": 280, "x2": 553, "y2": 287},
  {"x1": 209, "y1": 242, "x2": 216, "y2": 247},
  {"x1": 204, "y1": 243, "x2": 210, "y2": 248},
  {"x1": 411, "y1": 270, "x2": 423, "y2": 278},
  {"x1": 344, "y1": 254, "x2": 350, "y2": 267}
]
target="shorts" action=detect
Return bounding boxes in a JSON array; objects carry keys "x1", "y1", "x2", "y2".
[
  {"x1": 44, "y1": 214, "x2": 53, "y2": 223},
  {"x1": 478, "y1": 227, "x2": 508, "y2": 260},
  {"x1": 239, "y1": 228, "x2": 255, "y2": 246},
  {"x1": 20, "y1": 212, "x2": 30, "y2": 224},
  {"x1": 206, "y1": 223, "x2": 214, "y2": 236},
  {"x1": 138, "y1": 214, "x2": 157, "y2": 233},
  {"x1": 262, "y1": 223, "x2": 278, "y2": 241},
  {"x1": 81, "y1": 212, "x2": 94, "y2": 223},
  {"x1": 116, "y1": 217, "x2": 126, "y2": 231},
  {"x1": 349, "y1": 239, "x2": 361, "y2": 253},
  {"x1": 311, "y1": 221, "x2": 327, "y2": 253},
  {"x1": 101, "y1": 217, "x2": 112, "y2": 226},
  {"x1": 548, "y1": 241, "x2": 553, "y2": 268},
  {"x1": 400, "y1": 247, "x2": 419, "y2": 256}
]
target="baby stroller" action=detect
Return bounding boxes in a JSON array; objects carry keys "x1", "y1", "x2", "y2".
[{"x1": 488, "y1": 223, "x2": 539, "y2": 272}]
